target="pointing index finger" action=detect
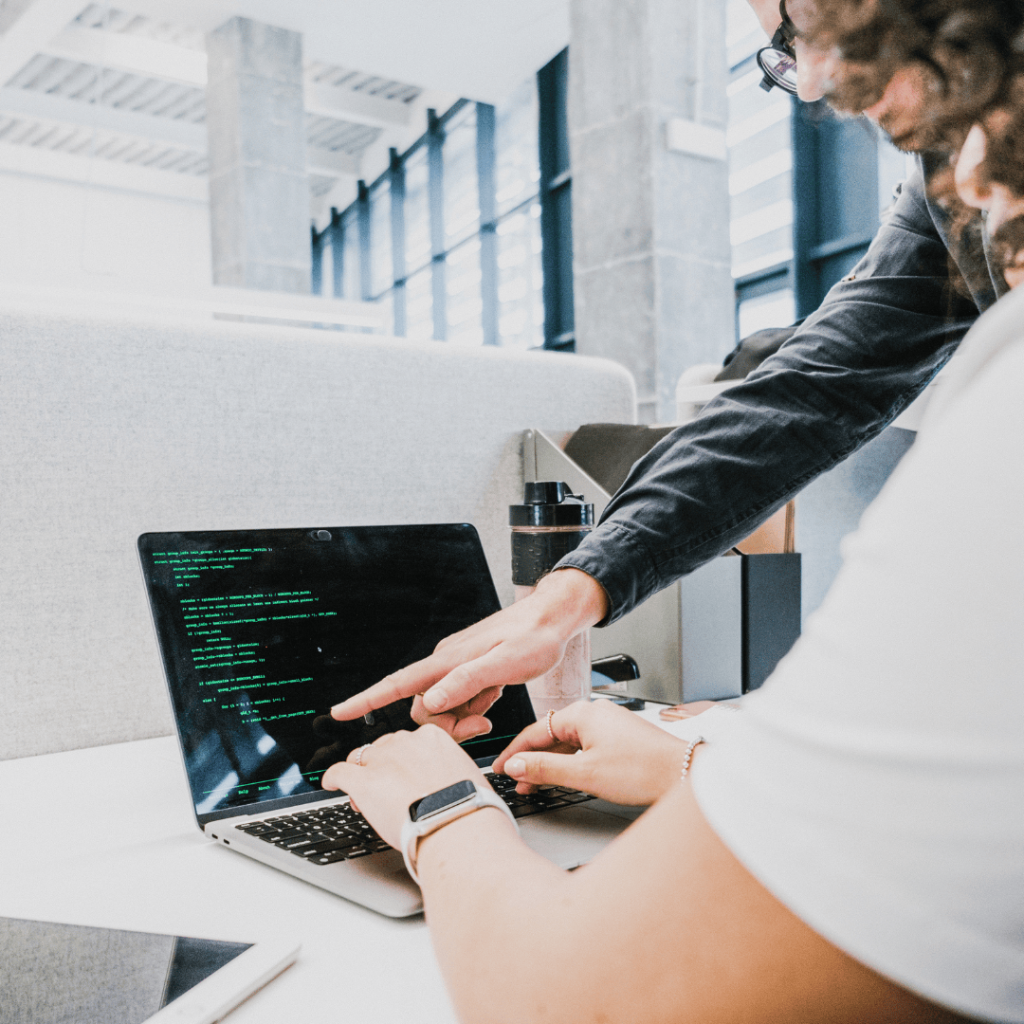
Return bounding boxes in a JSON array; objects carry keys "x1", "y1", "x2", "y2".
[{"x1": 331, "y1": 662, "x2": 437, "y2": 720}]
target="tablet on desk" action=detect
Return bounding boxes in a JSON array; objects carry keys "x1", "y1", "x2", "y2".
[{"x1": 0, "y1": 917, "x2": 299, "y2": 1024}]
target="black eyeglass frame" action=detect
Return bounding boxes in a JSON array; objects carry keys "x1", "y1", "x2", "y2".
[{"x1": 756, "y1": 0, "x2": 799, "y2": 94}]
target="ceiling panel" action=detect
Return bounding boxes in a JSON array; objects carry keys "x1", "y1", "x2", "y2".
[{"x1": 0, "y1": 3, "x2": 437, "y2": 196}]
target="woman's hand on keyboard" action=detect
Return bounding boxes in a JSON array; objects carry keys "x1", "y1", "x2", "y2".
[
  {"x1": 320, "y1": 724, "x2": 494, "y2": 850},
  {"x1": 492, "y1": 699, "x2": 694, "y2": 807}
]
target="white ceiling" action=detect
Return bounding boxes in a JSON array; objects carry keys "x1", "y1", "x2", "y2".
[
  {"x1": 123, "y1": 0, "x2": 570, "y2": 104},
  {"x1": 0, "y1": 0, "x2": 569, "y2": 215}
]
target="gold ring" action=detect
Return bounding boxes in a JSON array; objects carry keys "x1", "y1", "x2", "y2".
[{"x1": 546, "y1": 709, "x2": 556, "y2": 741}]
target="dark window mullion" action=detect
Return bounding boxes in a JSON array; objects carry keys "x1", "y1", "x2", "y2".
[
  {"x1": 357, "y1": 180, "x2": 372, "y2": 303},
  {"x1": 310, "y1": 223, "x2": 324, "y2": 295},
  {"x1": 538, "y1": 48, "x2": 574, "y2": 351},
  {"x1": 734, "y1": 264, "x2": 793, "y2": 339},
  {"x1": 389, "y1": 147, "x2": 407, "y2": 336},
  {"x1": 734, "y1": 264, "x2": 792, "y2": 302},
  {"x1": 792, "y1": 97, "x2": 879, "y2": 318},
  {"x1": 476, "y1": 102, "x2": 498, "y2": 346},
  {"x1": 427, "y1": 108, "x2": 447, "y2": 340},
  {"x1": 328, "y1": 206, "x2": 343, "y2": 298}
]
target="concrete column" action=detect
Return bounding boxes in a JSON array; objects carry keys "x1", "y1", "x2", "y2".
[
  {"x1": 569, "y1": 0, "x2": 733, "y2": 422},
  {"x1": 206, "y1": 17, "x2": 310, "y2": 293}
]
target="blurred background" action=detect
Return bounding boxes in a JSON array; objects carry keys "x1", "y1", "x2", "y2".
[
  {"x1": 0, "y1": 0, "x2": 916, "y2": 617},
  {"x1": 0, "y1": 0, "x2": 911, "y2": 415}
]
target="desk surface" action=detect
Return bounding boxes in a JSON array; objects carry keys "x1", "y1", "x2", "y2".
[
  {"x1": 0, "y1": 735, "x2": 456, "y2": 1022},
  {"x1": 0, "y1": 704, "x2": 679, "y2": 1023}
]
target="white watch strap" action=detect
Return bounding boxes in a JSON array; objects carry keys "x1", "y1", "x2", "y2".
[{"x1": 400, "y1": 783, "x2": 518, "y2": 886}]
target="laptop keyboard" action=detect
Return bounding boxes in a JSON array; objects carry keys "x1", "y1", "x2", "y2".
[{"x1": 232, "y1": 774, "x2": 596, "y2": 866}]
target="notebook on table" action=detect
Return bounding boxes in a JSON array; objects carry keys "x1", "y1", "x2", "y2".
[{"x1": 138, "y1": 524, "x2": 639, "y2": 918}]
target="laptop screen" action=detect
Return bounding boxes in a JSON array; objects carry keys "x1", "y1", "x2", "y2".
[{"x1": 138, "y1": 525, "x2": 537, "y2": 825}]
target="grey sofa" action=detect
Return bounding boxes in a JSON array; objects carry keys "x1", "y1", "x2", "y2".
[{"x1": 1, "y1": 308, "x2": 634, "y2": 759}]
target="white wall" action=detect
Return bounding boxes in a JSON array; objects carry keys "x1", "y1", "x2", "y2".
[
  {"x1": 0, "y1": 0, "x2": 571, "y2": 298},
  {"x1": 0, "y1": 170, "x2": 210, "y2": 295}
]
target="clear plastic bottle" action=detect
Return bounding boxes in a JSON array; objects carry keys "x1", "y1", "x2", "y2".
[{"x1": 510, "y1": 481, "x2": 594, "y2": 717}]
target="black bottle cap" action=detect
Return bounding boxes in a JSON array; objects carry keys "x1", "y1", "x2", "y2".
[
  {"x1": 523, "y1": 481, "x2": 569, "y2": 504},
  {"x1": 509, "y1": 480, "x2": 595, "y2": 527}
]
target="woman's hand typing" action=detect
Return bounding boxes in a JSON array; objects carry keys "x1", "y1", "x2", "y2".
[
  {"x1": 321, "y1": 724, "x2": 488, "y2": 849},
  {"x1": 493, "y1": 699, "x2": 692, "y2": 807}
]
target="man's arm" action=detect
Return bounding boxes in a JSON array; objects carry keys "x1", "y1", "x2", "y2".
[
  {"x1": 334, "y1": 169, "x2": 978, "y2": 724},
  {"x1": 561, "y1": 167, "x2": 979, "y2": 622}
]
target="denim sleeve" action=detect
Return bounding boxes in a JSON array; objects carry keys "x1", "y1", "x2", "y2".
[{"x1": 558, "y1": 169, "x2": 981, "y2": 624}]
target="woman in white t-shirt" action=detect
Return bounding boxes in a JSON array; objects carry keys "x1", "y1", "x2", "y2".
[{"x1": 320, "y1": 4, "x2": 1024, "y2": 1020}]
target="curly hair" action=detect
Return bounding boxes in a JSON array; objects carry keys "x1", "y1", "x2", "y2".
[{"x1": 806, "y1": 0, "x2": 1024, "y2": 275}]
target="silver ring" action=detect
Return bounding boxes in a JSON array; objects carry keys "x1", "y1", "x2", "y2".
[
  {"x1": 353, "y1": 743, "x2": 371, "y2": 767},
  {"x1": 546, "y1": 709, "x2": 556, "y2": 741}
]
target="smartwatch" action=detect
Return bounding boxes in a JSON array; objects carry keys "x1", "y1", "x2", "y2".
[{"x1": 400, "y1": 779, "x2": 518, "y2": 885}]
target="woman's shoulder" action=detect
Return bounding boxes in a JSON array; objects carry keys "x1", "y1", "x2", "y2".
[{"x1": 922, "y1": 285, "x2": 1024, "y2": 428}]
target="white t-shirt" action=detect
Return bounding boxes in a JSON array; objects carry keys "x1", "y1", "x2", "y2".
[{"x1": 691, "y1": 285, "x2": 1024, "y2": 1021}]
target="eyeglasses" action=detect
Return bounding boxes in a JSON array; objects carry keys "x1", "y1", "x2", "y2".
[{"x1": 757, "y1": 0, "x2": 798, "y2": 94}]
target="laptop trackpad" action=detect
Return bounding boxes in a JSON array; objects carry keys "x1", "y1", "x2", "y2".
[{"x1": 518, "y1": 804, "x2": 639, "y2": 869}]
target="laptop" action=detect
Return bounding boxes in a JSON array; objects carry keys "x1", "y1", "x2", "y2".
[{"x1": 138, "y1": 524, "x2": 640, "y2": 918}]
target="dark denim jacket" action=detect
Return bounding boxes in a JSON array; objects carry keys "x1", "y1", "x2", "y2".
[{"x1": 560, "y1": 159, "x2": 1005, "y2": 624}]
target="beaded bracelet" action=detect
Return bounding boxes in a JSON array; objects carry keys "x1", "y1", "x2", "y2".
[{"x1": 680, "y1": 736, "x2": 705, "y2": 780}]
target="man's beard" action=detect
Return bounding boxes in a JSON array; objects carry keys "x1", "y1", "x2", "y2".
[{"x1": 877, "y1": 109, "x2": 947, "y2": 153}]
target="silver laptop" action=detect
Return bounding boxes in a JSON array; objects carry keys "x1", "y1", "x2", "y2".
[{"x1": 138, "y1": 525, "x2": 639, "y2": 918}]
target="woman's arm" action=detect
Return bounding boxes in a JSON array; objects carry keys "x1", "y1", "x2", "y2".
[{"x1": 323, "y1": 726, "x2": 968, "y2": 1024}]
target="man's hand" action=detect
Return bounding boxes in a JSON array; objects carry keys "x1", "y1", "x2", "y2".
[
  {"x1": 493, "y1": 698, "x2": 693, "y2": 806},
  {"x1": 330, "y1": 568, "x2": 608, "y2": 740}
]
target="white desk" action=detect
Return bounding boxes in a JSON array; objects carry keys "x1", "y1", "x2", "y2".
[
  {"x1": 1, "y1": 704, "x2": 692, "y2": 1021},
  {"x1": 0, "y1": 736, "x2": 458, "y2": 1023}
]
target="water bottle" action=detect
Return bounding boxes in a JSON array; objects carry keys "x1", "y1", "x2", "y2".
[{"x1": 510, "y1": 481, "x2": 594, "y2": 717}]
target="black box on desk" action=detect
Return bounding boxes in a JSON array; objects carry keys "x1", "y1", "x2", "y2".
[
  {"x1": 525, "y1": 427, "x2": 801, "y2": 703},
  {"x1": 680, "y1": 552, "x2": 801, "y2": 698}
]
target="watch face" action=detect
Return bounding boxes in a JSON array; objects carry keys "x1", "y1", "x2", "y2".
[{"x1": 409, "y1": 780, "x2": 476, "y2": 821}]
